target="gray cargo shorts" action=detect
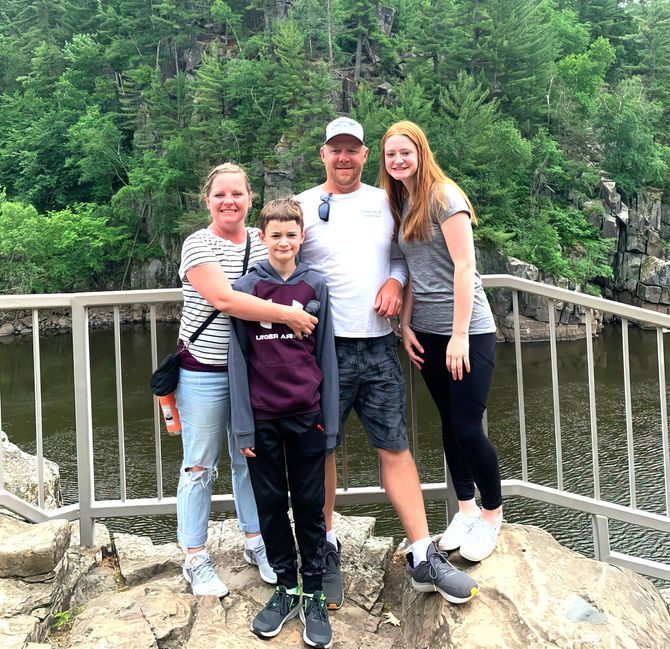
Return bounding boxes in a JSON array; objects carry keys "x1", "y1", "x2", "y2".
[{"x1": 332, "y1": 332, "x2": 409, "y2": 453}]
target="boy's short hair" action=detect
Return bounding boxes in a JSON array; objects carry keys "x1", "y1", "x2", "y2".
[{"x1": 258, "y1": 198, "x2": 304, "y2": 232}]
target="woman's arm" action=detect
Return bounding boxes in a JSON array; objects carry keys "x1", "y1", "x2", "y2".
[
  {"x1": 442, "y1": 211, "x2": 475, "y2": 380},
  {"x1": 400, "y1": 279, "x2": 424, "y2": 369},
  {"x1": 186, "y1": 263, "x2": 316, "y2": 337}
]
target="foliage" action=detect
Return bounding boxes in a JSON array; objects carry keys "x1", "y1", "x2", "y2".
[
  {"x1": 0, "y1": 0, "x2": 668, "y2": 292},
  {"x1": 0, "y1": 193, "x2": 128, "y2": 293},
  {"x1": 595, "y1": 76, "x2": 668, "y2": 197}
]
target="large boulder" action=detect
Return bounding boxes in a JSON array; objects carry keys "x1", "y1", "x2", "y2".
[
  {"x1": 0, "y1": 516, "x2": 70, "y2": 578},
  {"x1": 390, "y1": 523, "x2": 670, "y2": 649},
  {"x1": 0, "y1": 515, "x2": 111, "y2": 648},
  {"x1": 1, "y1": 430, "x2": 62, "y2": 509},
  {"x1": 61, "y1": 513, "x2": 399, "y2": 649}
]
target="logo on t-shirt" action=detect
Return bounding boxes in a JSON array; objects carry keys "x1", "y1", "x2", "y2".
[{"x1": 361, "y1": 209, "x2": 382, "y2": 218}]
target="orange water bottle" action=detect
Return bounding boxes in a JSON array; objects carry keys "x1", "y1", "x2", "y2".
[{"x1": 158, "y1": 392, "x2": 182, "y2": 435}]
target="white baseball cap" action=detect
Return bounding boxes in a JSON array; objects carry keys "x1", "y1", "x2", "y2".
[{"x1": 324, "y1": 117, "x2": 365, "y2": 144}]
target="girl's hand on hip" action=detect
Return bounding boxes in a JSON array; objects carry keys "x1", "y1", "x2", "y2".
[
  {"x1": 446, "y1": 334, "x2": 470, "y2": 380},
  {"x1": 401, "y1": 324, "x2": 424, "y2": 370}
]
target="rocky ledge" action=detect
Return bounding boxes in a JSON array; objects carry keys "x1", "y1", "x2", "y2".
[{"x1": 1, "y1": 508, "x2": 669, "y2": 649}]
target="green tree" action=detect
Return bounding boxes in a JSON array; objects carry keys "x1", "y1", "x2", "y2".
[
  {"x1": 628, "y1": 0, "x2": 670, "y2": 133},
  {"x1": 432, "y1": 71, "x2": 532, "y2": 246},
  {"x1": 0, "y1": 193, "x2": 127, "y2": 293},
  {"x1": 596, "y1": 76, "x2": 669, "y2": 196},
  {"x1": 550, "y1": 37, "x2": 616, "y2": 146},
  {"x1": 66, "y1": 106, "x2": 128, "y2": 202}
]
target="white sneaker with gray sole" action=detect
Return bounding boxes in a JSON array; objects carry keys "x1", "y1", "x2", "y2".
[{"x1": 244, "y1": 542, "x2": 278, "y2": 585}]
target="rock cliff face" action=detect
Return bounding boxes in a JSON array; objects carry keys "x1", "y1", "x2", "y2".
[
  {"x1": 476, "y1": 248, "x2": 605, "y2": 343},
  {"x1": 596, "y1": 180, "x2": 670, "y2": 316}
]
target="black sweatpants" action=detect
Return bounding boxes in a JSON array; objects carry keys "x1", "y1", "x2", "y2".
[
  {"x1": 415, "y1": 331, "x2": 502, "y2": 510},
  {"x1": 246, "y1": 410, "x2": 326, "y2": 593}
]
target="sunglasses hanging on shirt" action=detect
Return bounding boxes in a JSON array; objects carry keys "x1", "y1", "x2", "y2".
[{"x1": 318, "y1": 193, "x2": 332, "y2": 222}]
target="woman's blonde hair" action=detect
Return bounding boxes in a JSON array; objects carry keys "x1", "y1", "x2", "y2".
[
  {"x1": 200, "y1": 162, "x2": 252, "y2": 202},
  {"x1": 379, "y1": 120, "x2": 476, "y2": 243}
]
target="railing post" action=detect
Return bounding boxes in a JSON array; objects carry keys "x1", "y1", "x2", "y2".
[
  {"x1": 149, "y1": 305, "x2": 164, "y2": 500},
  {"x1": 71, "y1": 298, "x2": 96, "y2": 546},
  {"x1": 621, "y1": 319, "x2": 636, "y2": 508},
  {"x1": 444, "y1": 454, "x2": 459, "y2": 524},
  {"x1": 585, "y1": 309, "x2": 600, "y2": 500},
  {"x1": 0, "y1": 385, "x2": 4, "y2": 490},
  {"x1": 408, "y1": 362, "x2": 419, "y2": 459},
  {"x1": 31, "y1": 309, "x2": 45, "y2": 509},
  {"x1": 591, "y1": 514, "x2": 610, "y2": 562},
  {"x1": 512, "y1": 290, "x2": 528, "y2": 481},
  {"x1": 657, "y1": 327, "x2": 670, "y2": 514}
]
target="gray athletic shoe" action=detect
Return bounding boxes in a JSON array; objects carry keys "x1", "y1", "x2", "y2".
[
  {"x1": 182, "y1": 551, "x2": 229, "y2": 598},
  {"x1": 244, "y1": 542, "x2": 277, "y2": 585},
  {"x1": 300, "y1": 591, "x2": 333, "y2": 649},
  {"x1": 407, "y1": 543, "x2": 479, "y2": 604},
  {"x1": 322, "y1": 540, "x2": 344, "y2": 610},
  {"x1": 251, "y1": 585, "x2": 301, "y2": 638}
]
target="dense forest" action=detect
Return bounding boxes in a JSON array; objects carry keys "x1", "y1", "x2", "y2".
[{"x1": 0, "y1": 0, "x2": 669, "y2": 294}]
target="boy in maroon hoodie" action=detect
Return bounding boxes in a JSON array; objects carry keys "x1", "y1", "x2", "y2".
[{"x1": 229, "y1": 198, "x2": 338, "y2": 649}]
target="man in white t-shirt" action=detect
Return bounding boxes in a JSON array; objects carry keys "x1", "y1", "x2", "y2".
[{"x1": 295, "y1": 118, "x2": 479, "y2": 609}]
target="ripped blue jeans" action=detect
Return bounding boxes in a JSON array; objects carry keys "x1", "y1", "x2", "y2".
[{"x1": 175, "y1": 369, "x2": 260, "y2": 548}]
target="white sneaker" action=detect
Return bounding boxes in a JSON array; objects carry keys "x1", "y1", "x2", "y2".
[
  {"x1": 244, "y1": 542, "x2": 278, "y2": 585},
  {"x1": 182, "y1": 551, "x2": 229, "y2": 597},
  {"x1": 459, "y1": 514, "x2": 502, "y2": 562},
  {"x1": 437, "y1": 509, "x2": 481, "y2": 552}
]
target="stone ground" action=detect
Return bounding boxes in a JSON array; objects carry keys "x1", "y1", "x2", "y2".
[{"x1": 2, "y1": 509, "x2": 670, "y2": 649}]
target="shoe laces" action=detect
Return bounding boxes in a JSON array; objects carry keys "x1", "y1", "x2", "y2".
[
  {"x1": 427, "y1": 548, "x2": 455, "y2": 580},
  {"x1": 191, "y1": 554, "x2": 218, "y2": 583},
  {"x1": 266, "y1": 586, "x2": 297, "y2": 616},
  {"x1": 304, "y1": 592, "x2": 328, "y2": 624}
]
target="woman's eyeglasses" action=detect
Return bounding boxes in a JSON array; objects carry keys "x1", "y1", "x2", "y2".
[{"x1": 319, "y1": 193, "x2": 333, "y2": 222}]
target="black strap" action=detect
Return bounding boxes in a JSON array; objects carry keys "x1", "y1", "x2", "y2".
[
  {"x1": 241, "y1": 230, "x2": 251, "y2": 276},
  {"x1": 187, "y1": 232, "x2": 251, "y2": 346}
]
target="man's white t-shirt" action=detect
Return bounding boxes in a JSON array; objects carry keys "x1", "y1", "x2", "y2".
[{"x1": 296, "y1": 184, "x2": 408, "y2": 338}]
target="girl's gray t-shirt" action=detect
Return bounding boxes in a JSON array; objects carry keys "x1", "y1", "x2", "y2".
[{"x1": 398, "y1": 183, "x2": 496, "y2": 336}]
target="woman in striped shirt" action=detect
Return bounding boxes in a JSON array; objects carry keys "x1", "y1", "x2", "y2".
[{"x1": 176, "y1": 163, "x2": 317, "y2": 598}]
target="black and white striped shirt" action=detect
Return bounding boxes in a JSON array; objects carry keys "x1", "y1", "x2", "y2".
[{"x1": 178, "y1": 227, "x2": 267, "y2": 366}]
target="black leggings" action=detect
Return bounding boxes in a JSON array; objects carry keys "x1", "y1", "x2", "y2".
[{"x1": 415, "y1": 331, "x2": 502, "y2": 510}]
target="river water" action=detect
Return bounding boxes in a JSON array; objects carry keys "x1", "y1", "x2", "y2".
[{"x1": 1, "y1": 323, "x2": 669, "y2": 579}]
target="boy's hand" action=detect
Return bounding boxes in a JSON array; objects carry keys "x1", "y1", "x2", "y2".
[{"x1": 240, "y1": 447, "x2": 256, "y2": 458}]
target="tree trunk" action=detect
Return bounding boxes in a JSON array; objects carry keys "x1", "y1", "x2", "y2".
[
  {"x1": 326, "y1": 0, "x2": 334, "y2": 64},
  {"x1": 354, "y1": 18, "x2": 363, "y2": 81}
]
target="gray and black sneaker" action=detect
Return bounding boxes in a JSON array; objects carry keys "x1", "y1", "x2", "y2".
[
  {"x1": 250, "y1": 585, "x2": 301, "y2": 638},
  {"x1": 407, "y1": 543, "x2": 479, "y2": 604},
  {"x1": 299, "y1": 591, "x2": 333, "y2": 649},
  {"x1": 322, "y1": 540, "x2": 344, "y2": 610}
]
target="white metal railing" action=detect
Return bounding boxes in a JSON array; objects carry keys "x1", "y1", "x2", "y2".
[{"x1": 0, "y1": 276, "x2": 669, "y2": 581}]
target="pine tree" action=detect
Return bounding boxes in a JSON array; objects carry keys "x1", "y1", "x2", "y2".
[
  {"x1": 473, "y1": 0, "x2": 559, "y2": 130},
  {"x1": 628, "y1": 0, "x2": 670, "y2": 133}
]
